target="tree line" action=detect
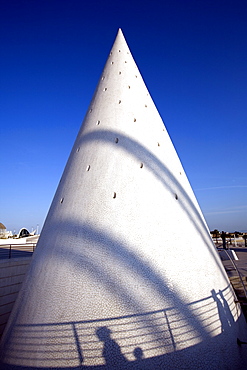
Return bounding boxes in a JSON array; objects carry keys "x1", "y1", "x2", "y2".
[{"x1": 210, "y1": 230, "x2": 247, "y2": 248}]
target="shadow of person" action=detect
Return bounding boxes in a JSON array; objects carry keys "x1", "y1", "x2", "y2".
[
  {"x1": 211, "y1": 289, "x2": 232, "y2": 333},
  {"x1": 133, "y1": 347, "x2": 143, "y2": 361},
  {"x1": 96, "y1": 326, "x2": 128, "y2": 368},
  {"x1": 133, "y1": 347, "x2": 144, "y2": 369},
  {"x1": 219, "y1": 289, "x2": 235, "y2": 327}
]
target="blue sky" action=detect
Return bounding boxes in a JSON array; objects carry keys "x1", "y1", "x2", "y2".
[{"x1": 1, "y1": 0, "x2": 246, "y2": 233}]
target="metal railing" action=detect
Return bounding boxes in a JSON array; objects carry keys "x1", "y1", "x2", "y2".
[
  {"x1": 220, "y1": 248, "x2": 247, "y2": 301},
  {"x1": 0, "y1": 243, "x2": 37, "y2": 259},
  {"x1": 214, "y1": 239, "x2": 246, "y2": 248}
]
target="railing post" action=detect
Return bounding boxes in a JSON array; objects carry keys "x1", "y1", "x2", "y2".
[{"x1": 224, "y1": 249, "x2": 247, "y2": 300}]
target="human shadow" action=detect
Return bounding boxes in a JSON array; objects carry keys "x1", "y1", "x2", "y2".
[
  {"x1": 219, "y1": 289, "x2": 235, "y2": 328},
  {"x1": 211, "y1": 289, "x2": 235, "y2": 333},
  {"x1": 133, "y1": 347, "x2": 144, "y2": 369},
  {"x1": 96, "y1": 326, "x2": 128, "y2": 368}
]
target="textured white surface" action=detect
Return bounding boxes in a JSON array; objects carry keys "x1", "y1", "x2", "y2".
[{"x1": 0, "y1": 29, "x2": 247, "y2": 369}]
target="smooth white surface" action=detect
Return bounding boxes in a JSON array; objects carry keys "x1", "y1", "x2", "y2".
[{"x1": 1, "y1": 29, "x2": 246, "y2": 369}]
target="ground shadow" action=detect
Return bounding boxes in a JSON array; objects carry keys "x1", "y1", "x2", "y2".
[
  {"x1": 96, "y1": 326, "x2": 128, "y2": 368},
  {"x1": 0, "y1": 247, "x2": 33, "y2": 259},
  {"x1": 211, "y1": 289, "x2": 235, "y2": 333},
  {"x1": 1, "y1": 286, "x2": 243, "y2": 369}
]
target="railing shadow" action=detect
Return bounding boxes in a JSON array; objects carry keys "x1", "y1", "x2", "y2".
[
  {"x1": 0, "y1": 288, "x2": 240, "y2": 369},
  {"x1": 69, "y1": 129, "x2": 228, "y2": 281}
]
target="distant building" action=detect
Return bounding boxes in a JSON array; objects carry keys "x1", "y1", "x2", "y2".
[
  {"x1": 0, "y1": 223, "x2": 6, "y2": 238},
  {"x1": 0, "y1": 223, "x2": 12, "y2": 239},
  {"x1": 17, "y1": 228, "x2": 30, "y2": 238}
]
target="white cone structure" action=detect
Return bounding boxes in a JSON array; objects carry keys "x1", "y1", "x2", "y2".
[{"x1": 1, "y1": 29, "x2": 247, "y2": 369}]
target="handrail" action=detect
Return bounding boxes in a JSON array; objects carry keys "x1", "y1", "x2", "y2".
[
  {"x1": 0, "y1": 242, "x2": 37, "y2": 246},
  {"x1": 222, "y1": 248, "x2": 247, "y2": 301},
  {"x1": 0, "y1": 243, "x2": 37, "y2": 259}
]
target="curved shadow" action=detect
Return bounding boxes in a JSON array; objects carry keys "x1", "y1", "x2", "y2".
[
  {"x1": 6, "y1": 218, "x2": 238, "y2": 368},
  {"x1": 38, "y1": 220, "x2": 212, "y2": 342},
  {"x1": 65, "y1": 129, "x2": 228, "y2": 281}
]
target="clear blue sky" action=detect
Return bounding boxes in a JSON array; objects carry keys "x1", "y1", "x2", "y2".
[{"x1": 1, "y1": 0, "x2": 246, "y2": 233}]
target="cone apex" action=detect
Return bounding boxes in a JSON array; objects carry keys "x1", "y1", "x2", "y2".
[{"x1": 114, "y1": 28, "x2": 126, "y2": 44}]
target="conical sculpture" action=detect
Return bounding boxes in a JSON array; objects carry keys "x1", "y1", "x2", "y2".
[{"x1": 1, "y1": 29, "x2": 247, "y2": 369}]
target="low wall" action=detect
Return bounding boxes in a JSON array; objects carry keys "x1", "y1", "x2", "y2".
[
  {"x1": 0, "y1": 257, "x2": 31, "y2": 337},
  {"x1": 218, "y1": 249, "x2": 239, "y2": 261}
]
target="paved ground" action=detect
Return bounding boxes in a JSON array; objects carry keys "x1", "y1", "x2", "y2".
[
  {"x1": 219, "y1": 246, "x2": 247, "y2": 279},
  {"x1": 218, "y1": 245, "x2": 247, "y2": 319}
]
